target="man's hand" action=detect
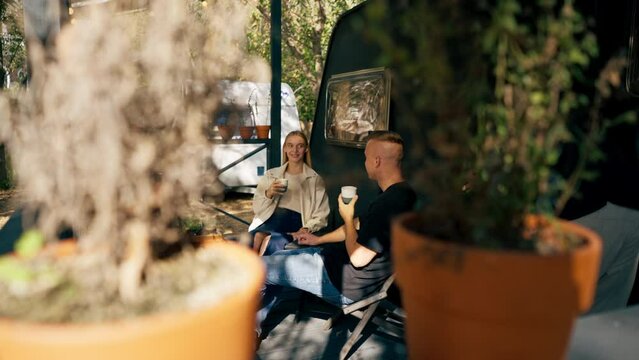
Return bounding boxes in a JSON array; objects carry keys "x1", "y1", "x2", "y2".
[
  {"x1": 297, "y1": 232, "x2": 322, "y2": 246},
  {"x1": 338, "y1": 194, "x2": 357, "y2": 223}
]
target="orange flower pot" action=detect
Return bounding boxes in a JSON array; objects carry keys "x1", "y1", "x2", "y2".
[
  {"x1": 218, "y1": 125, "x2": 234, "y2": 140},
  {"x1": 193, "y1": 233, "x2": 227, "y2": 247},
  {"x1": 255, "y1": 125, "x2": 270, "y2": 139},
  {"x1": 392, "y1": 213, "x2": 601, "y2": 360},
  {"x1": 239, "y1": 126, "x2": 254, "y2": 140},
  {"x1": 0, "y1": 242, "x2": 264, "y2": 360}
]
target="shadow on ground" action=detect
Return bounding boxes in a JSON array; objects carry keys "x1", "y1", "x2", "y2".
[{"x1": 257, "y1": 293, "x2": 406, "y2": 360}]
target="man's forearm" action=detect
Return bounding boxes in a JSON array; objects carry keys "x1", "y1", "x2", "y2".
[
  {"x1": 343, "y1": 219, "x2": 359, "y2": 256},
  {"x1": 343, "y1": 218, "x2": 376, "y2": 268},
  {"x1": 317, "y1": 225, "x2": 346, "y2": 243}
]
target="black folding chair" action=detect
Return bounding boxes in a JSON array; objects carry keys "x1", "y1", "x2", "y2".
[{"x1": 324, "y1": 275, "x2": 405, "y2": 360}]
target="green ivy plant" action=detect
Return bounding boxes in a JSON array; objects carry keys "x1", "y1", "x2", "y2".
[
  {"x1": 179, "y1": 217, "x2": 205, "y2": 236},
  {"x1": 366, "y1": 0, "x2": 634, "y2": 251}
]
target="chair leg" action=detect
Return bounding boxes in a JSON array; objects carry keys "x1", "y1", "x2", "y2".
[
  {"x1": 294, "y1": 292, "x2": 307, "y2": 323},
  {"x1": 324, "y1": 311, "x2": 341, "y2": 330},
  {"x1": 340, "y1": 301, "x2": 381, "y2": 360},
  {"x1": 327, "y1": 290, "x2": 388, "y2": 330}
]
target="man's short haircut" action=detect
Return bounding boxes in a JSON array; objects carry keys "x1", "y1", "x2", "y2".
[{"x1": 366, "y1": 131, "x2": 404, "y2": 161}]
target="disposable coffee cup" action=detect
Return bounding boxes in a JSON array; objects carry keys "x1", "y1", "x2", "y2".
[
  {"x1": 341, "y1": 186, "x2": 357, "y2": 204},
  {"x1": 277, "y1": 178, "x2": 289, "y2": 192}
]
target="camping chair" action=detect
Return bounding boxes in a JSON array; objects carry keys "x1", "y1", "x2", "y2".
[{"x1": 324, "y1": 275, "x2": 405, "y2": 360}]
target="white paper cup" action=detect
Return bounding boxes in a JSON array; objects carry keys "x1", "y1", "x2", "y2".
[
  {"x1": 276, "y1": 178, "x2": 288, "y2": 192},
  {"x1": 341, "y1": 186, "x2": 357, "y2": 204}
]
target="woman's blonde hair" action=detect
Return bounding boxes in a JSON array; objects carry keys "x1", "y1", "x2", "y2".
[{"x1": 282, "y1": 130, "x2": 312, "y2": 167}]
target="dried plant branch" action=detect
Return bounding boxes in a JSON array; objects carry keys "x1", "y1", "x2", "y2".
[{"x1": 0, "y1": 0, "x2": 269, "y2": 298}]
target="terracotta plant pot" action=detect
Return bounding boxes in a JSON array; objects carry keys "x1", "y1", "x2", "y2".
[
  {"x1": 192, "y1": 233, "x2": 227, "y2": 248},
  {"x1": 392, "y1": 213, "x2": 602, "y2": 360},
  {"x1": 239, "y1": 126, "x2": 254, "y2": 140},
  {"x1": 255, "y1": 125, "x2": 270, "y2": 139},
  {"x1": 0, "y1": 242, "x2": 264, "y2": 360},
  {"x1": 48, "y1": 239, "x2": 78, "y2": 258},
  {"x1": 217, "y1": 125, "x2": 234, "y2": 141}
]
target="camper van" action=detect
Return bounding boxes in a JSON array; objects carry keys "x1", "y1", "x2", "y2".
[{"x1": 211, "y1": 81, "x2": 301, "y2": 193}]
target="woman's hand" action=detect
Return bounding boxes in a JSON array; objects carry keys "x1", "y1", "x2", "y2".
[
  {"x1": 266, "y1": 180, "x2": 287, "y2": 199},
  {"x1": 290, "y1": 227, "x2": 310, "y2": 241},
  {"x1": 297, "y1": 232, "x2": 321, "y2": 246}
]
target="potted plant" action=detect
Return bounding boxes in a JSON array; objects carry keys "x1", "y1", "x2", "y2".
[
  {"x1": 249, "y1": 87, "x2": 271, "y2": 139},
  {"x1": 364, "y1": 1, "x2": 633, "y2": 358},
  {"x1": 239, "y1": 106, "x2": 256, "y2": 139},
  {"x1": 178, "y1": 214, "x2": 225, "y2": 248},
  {"x1": 215, "y1": 108, "x2": 238, "y2": 141},
  {"x1": 0, "y1": 1, "x2": 267, "y2": 359}
]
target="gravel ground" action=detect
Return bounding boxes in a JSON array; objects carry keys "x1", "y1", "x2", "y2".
[
  {"x1": 0, "y1": 189, "x2": 254, "y2": 238},
  {"x1": 203, "y1": 192, "x2": 254, "y2": 235}
]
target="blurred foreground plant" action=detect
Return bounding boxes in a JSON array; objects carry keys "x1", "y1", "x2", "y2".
[
  {"x1": 367, "y1": 0, "x2": 633, "y2": 251},
  {"x1": 0, "y1": 0, "x2": 268, "y2": 301}
]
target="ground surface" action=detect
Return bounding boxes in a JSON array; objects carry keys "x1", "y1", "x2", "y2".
[
  {"x1": 201, "y1": 192, "x2": 254, "y2": 235},
  {"x1": 256, "y1": 294, "x2": 406, "y2": 360},
  {"x1": 0, "y1": 189, "x2": 254, "y2": 238}
]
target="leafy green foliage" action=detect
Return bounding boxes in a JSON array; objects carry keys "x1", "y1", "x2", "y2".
[
  {"x1": 0, "y1": 1, "x2": 23, "y2": 188},
  {"x1": 15, "y1": 229, "x2": 45, "y2": 259},
  {"x1": 0, "y1": 229, "x2": 62, "y2": 289},
  {"x1": 179, "y1": 217, "x2": 205, "y2": 236},
  {"x1": 0, "y1": 257, "x2": 34, "y2": 283},
  {"x1": 244, "y1": 0, "x2": 364, "y2": 124},
  {"x1": 0, "y1": 0, "x2": 27, "y2": 88},
  {"x1": 0, "y1": 255, "x2": 64, "y2": 292},
  {"x1": 367, "y1": 0, "x2": 627, "y2": 251}
]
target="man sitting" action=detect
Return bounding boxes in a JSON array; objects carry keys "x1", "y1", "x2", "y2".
[{"x1": 257, "y1": 131, "x2": 416, "y2": 338}]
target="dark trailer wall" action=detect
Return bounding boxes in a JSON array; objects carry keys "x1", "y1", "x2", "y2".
[{"x1": 309, "y1": 1, "x2": 417, "y2": 231}]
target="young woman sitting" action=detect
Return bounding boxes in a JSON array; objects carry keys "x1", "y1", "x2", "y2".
[{"x1": 249, "y1": 130, "x2": 329, "y2": 255}]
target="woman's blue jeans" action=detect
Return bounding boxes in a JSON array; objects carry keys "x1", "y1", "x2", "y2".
[
  {"x1": 252, "y1": 208, "x2": 302, "y2": 254},
  {"x1": 257, "y1": 247, "x2": 354, "y2": 330}
]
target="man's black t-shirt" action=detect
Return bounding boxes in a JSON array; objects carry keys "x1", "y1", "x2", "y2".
[{"x1": 322, "y1": 181, "x2": 416, "y2": 301}]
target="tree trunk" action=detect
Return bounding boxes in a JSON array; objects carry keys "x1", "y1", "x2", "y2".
[
  {"x1": 0, "y1": 145, "x2": 11, "y2": 189},
  {"x1": 1, "y1": 31, "x2": 5, "y2": 88}
]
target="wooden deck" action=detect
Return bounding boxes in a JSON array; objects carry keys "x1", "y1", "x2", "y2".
[{"x1": 256, "y1": 291, "x2": 407, "y2": 360}]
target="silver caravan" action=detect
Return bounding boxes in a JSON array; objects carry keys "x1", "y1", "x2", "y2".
[{"x1": 211, "y1": 81, "x2": 301, "y2": 193}]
